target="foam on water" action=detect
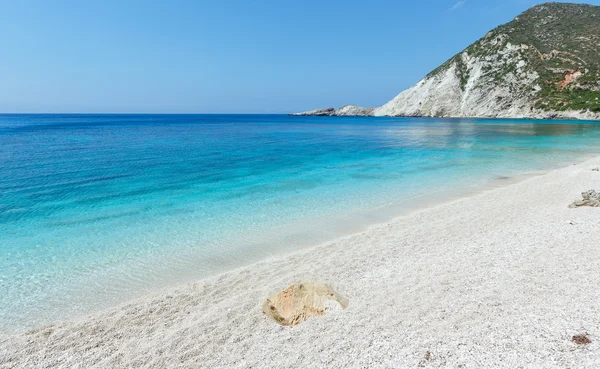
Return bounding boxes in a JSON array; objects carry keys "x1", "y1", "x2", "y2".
[{"x1": 1, "y1": 114, "x2": 600, "y2": 331}]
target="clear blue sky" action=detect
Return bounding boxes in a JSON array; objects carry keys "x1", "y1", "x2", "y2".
[{"x1": 0, "y1": 0, "x2": 598, "y2": 113}]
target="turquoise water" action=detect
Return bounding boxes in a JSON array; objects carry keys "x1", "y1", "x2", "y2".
[{"x1": 2, "y1": 114, "x2": 600, "y2": 331}]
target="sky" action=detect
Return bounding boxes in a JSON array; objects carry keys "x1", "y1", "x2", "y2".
[{"x1": 0, "y1": 0, "x2": 598, "y2": 114}]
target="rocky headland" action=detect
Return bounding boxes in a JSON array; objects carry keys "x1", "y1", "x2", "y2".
[{"x1": 292, "y1": 3, "x2": 600, "y2": 120}]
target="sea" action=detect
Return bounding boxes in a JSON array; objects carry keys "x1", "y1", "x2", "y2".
[{"x1": 2, "y1": 114, "x2": 600, "y2": 332}]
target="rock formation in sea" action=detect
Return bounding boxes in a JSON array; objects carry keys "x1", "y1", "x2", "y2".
[
  {"x1": 292, "y1": 3, "x2": 600, "y2": 120},
  {"x1": 290, "y1": 108, "x2": 336, "y2": 116},
  {"x1": 290, "y1": 105, "x2": 373, "y2": 117}
]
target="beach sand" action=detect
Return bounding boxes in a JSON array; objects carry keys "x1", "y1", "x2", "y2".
[{"x1": 2, "y1": 158, "x2": 600, "y2": 368}]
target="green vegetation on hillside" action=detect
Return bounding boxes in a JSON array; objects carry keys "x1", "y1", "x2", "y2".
[
  {"x1": 502, "y1": 3, "x2": 600, "y2": 112},
  {"x1": 426, "y1": 2, "x2": 600, "y2": 112}
]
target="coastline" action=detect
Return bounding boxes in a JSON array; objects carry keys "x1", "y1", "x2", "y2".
[
  {"x1": 290, "y1": 107, "x2": 600, "y2": 121},
  {"x1": 3, "y1": 156, "x2": 600, "y2": 367}
]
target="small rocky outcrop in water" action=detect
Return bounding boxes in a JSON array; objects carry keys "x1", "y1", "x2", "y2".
[
  {"x1": 569, "y1": 190, "x2": 600, "y2": 208},
  {"x1": 289, "y1": 108, "x2": 336, "y2": 116},
  {"x1": 289, "y1": 105, "x2": 374, "y2": 117},
  {"x1": 262, "y1": 282, "x2": 348, "y2": 326},
  {"x1": 334, "y1": 105, "x2": 375, "y2": 116}
]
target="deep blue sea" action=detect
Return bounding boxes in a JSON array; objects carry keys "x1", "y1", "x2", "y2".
[{"x1": 2, "y1": 114, "x2": 600, "y2": 331}]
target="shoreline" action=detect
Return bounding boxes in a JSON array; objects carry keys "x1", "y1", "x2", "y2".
[
  {"x1": 2, "y1": 150, "x2": 597, "y2": 334},
  {"x1": 5, "y1": 113, "x2": 600, "y2": 338},
  {"x1": 3, "y1": 156, "x2": 600, "y2": 367},
  {"x1": 291, "y1": 114, "x2": 600, "y2": 123},
  {"x1": 290, "y1": 111, "x2": 600, "y2": 121}
]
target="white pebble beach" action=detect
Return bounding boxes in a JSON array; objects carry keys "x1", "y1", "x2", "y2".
[{"x1": 2, "y1": 157, "x2": 600, "y2": 368}]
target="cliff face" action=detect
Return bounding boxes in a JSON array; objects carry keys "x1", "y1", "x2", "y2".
[
  {"x1": 293, "y1": 2, "x2": 600, "y2": 120},
  {"x1": 374, "y1": 41, "x2": 546, "y2": 118}
]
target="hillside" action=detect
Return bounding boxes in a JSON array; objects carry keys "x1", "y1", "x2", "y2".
[{"x1": 292, "y1": 2, "x2": 600, "y2": 120}]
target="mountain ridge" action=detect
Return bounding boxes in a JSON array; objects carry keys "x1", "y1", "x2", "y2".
[{"x1": 292, "y1": 2, "x2": 600, "y2": 120}]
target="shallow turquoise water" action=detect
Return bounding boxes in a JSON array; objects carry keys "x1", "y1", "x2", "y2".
[{"x1": 2, "y1": 114, "x2": 600, "y2": 331}]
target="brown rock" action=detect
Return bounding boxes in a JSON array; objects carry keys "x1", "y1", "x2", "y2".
[
  {"x1": 262, "y1": 282, "x2": 348, "y2": 326},
  {"x1": 569, "y1": 189, "x2": 600, "y2": 208}
]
